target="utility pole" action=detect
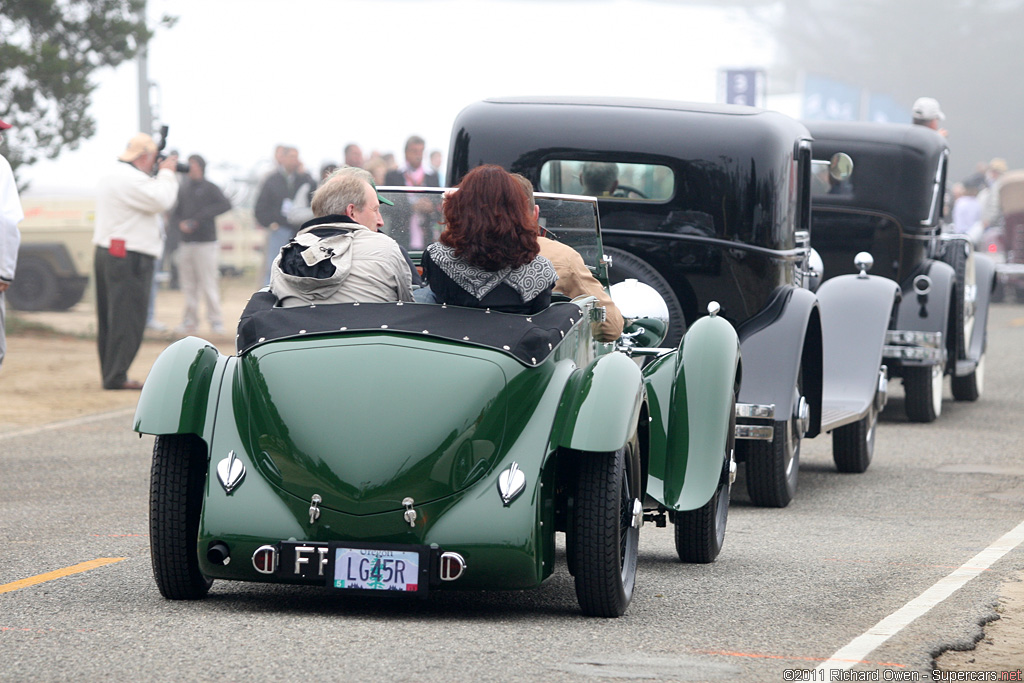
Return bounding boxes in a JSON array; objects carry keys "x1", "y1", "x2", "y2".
[
  {"x1": 137, "y1": 44, "x2": 152, "y2": 135},
  {"x1": 136, "y1": 0, "x2": 154, "y2": 135}
]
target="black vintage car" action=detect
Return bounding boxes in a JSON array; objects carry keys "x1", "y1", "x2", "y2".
[
  {"x1": 805, "y1": 121, "x2": 995, "y2": 422},
  {"x1": 448, "y1": 97, "x2": 901, "y2": 508}
]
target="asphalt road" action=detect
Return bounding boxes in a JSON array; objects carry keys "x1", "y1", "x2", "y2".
[{"x1": 3, "y1": 305, "x2": 1023, "y2": 682}]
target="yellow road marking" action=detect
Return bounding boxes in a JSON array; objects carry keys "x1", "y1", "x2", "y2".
[{"x1": 0, "y1": 558, "x2": 125, "y2": 595}]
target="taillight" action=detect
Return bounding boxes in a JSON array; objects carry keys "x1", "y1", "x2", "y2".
[{"x1": 252, "y1": 545, "x2": 278, "y2": 574}]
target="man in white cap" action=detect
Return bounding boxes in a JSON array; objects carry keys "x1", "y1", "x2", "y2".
[
  {"x1": 93, "y1": 132, "x2": 179, "y2": 390},
  {"x1": 0, "y1": 117, "x2": 23, "y2": 371},
  {"x1": 912, "y1": 97, "x2": 947, "y2": 137}
]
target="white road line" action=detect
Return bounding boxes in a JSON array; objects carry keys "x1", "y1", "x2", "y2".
[
  {"x1": 816, "y1": 518, "x2": 1024, "y2": 672},
  {"x1": 0, "y1": 408, "x2": 136, "y2": 441}
]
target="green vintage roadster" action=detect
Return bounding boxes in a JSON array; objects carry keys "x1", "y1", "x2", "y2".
[{"x1": 136, "y1": 189, "x2": 740, "y2": 617}]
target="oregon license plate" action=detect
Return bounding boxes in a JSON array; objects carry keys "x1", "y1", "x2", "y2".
[{"x1": 333, "y1": 547, "x2": 422, "y2": 592}]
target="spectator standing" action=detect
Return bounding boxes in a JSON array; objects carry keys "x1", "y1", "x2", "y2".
[
  {"x1": 255, "y1": 145, "x2": 315, "y2": 283},
  {"x1": 429, "y1": 149, "x2": 445, "y2": 186},
  {"x1": 93, "y1": 133, "x2": 179, "y2": 390},
  {"x1": 344, "y1": 143, "x2": 364, "y2": 169},
  {"x1": 170, "y1": 154, "x2": 232, "y2": 336},
  {"x1": 385, "y1": 136, "x2": 440, "y2": 248},
  {"x1": 911, "y1": 97, "x2": 948, "y2": 137},
  {"x1": 980, "y1": 158, "x2": 1009, "y2": 228},
  {"x1": 951, "y1": 175, "x2": 984, "y2": 240},
  {"x1": 0, "y1": 117, "x2": 23, "y2": 371}
]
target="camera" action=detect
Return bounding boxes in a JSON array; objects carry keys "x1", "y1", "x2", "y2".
[{"x1": 155, "y1": 124, "x2": 190, "y2": 175}]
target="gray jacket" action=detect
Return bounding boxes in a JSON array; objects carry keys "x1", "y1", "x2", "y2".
[{"x1": 270, "y1": 216, "x2": 413, "y2": 307}]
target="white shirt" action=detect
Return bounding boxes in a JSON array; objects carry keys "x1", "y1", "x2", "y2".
[
  {"x1": 94, "y1": 161, "x2": 178, "y2": 258},
  {"x1": 0, "y1": 154, "x2": 23, "y2": 282}
]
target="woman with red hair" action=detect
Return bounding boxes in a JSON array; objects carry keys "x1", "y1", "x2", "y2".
[{"x1": 421, "y1": 165, "x2": 557, "y2": 314}]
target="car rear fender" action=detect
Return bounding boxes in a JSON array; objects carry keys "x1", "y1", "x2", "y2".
[
  {"x1": 652, "y1": 313, "x2": 740, "y2": 511},
  {"x1": 816, "y1": 273, "x2": 901, "y2": 416},
  {"x1": 555, "y1": 351, "x2": 644, "y2": 454},
  {"x1": 133, "y1": 337, "x2": 226, "y2": 438},
  {"x1": 737, "y1": 287, "x2": 824, "y2": 438}
]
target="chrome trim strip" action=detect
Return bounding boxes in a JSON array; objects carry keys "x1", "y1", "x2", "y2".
[
  {"x1": 884, "y1": 330, "x2": 943, "y2": 347},
  {"x1": 883, "y1": 345, "x2": 944, "y2": 362},
  {"x1": 735, "y1": 425, "x2": 774, "y2": 441},
  {"x1": 736, "y1": 403, "x2": 776, "y2": 419}
]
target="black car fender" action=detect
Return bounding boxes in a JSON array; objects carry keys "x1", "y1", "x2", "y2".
[
  {"x1": 967, "y1": 253, "x2": 996, "y2": 363},
  {"x1": 894, "y1": 259, "x2": 956, "y2": 343},
  {"x1": 816, "y1": 274, "x2": 901, "y2": 415},
  {"x1": 736, "y1": 287, "x2": 823, "y2": 438}
]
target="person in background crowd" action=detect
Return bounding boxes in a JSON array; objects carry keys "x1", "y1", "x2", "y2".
[
  {"x1": 998, "y1": 167, "x2": 1024, "y2": 261},
  {"x1": 911, "y1": 97, "x2": 948, "y2": 137},
  {"x1": 385, "y1": 136, "x2": 441, "y2": 249},
  {"x1": 286, "y1": 161, "x2": 338, "y2": 228},
  {"x1": 420, "y1": 165, "x2": 556, "y2": 314},
  {"x1": 980, "y1": 157, "x2": 1009, "y2": 229},
  {"x1": 429, "y1": 149, "x2": 444, "y2": 186},
  {"x1": 344, "y1": 143, "x2": 364, "y2": 169},
  {"x1": 255, "y1": 145, "x2": 316, "y2": 284},
  {"x1": 365, "y1": 156, "x2": 388, "y2": 187},
  {"x1": 951, "y1": 174, "x2": 984, "y2": 240},
  {"x1": 169, "y1": 154, "x2": 232, "y2": 336},
  {"x1": 0, "y1": 117, "x2": 23, "y2": 371},
  {"x1": 93, "y1": 133, "x2": 179, "y2": 390},
  {"x1": 269, "y1": 170, "x2": 412, "y2": 307}
]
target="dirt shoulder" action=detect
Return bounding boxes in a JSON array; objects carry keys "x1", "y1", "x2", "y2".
[{"x1": 0, "y1": 275, "x2": 254, "y2": 430}]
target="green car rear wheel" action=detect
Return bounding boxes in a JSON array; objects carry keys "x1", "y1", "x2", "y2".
[{"x1": 150, "y1": 434, "x2": 213, "y2": 600}]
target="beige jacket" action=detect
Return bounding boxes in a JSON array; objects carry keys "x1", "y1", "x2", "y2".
[
  {"x1": 271, "y1": 220, "x2": 413, "y2": 307},
  {"x1": 539, "y1": 236, "x2": 623, "y2": 342}
]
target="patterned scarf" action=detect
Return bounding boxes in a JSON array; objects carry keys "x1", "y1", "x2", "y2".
[{"x1": 427, "y1": 243, "x2": 557, "y2": 301}]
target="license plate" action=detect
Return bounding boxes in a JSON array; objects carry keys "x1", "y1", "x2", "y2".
[{"x1": 332, "y1": 547, "x2": 422, "y2": 592}]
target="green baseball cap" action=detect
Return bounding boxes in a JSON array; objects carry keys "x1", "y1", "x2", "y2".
[{"x1": 370, "y1": 178, "x2": 394, "y2": 206}]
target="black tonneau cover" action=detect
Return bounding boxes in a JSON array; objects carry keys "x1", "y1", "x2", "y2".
[{"x1": 236, "y1": 291, "x2": 583, "y2": 366}]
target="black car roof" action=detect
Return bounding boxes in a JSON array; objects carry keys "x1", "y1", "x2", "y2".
[
  {"x1": 805, "y1": 121, "x2": 949, "y2": 226},
  {"x1": 450, "y1": 97, "x2": 809, "y2": 175},
  {"x1": 449, "y1": 97, "x2": 812, "y2": 251}
]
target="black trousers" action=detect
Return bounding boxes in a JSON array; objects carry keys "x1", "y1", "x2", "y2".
[{"x1": 94, "y1": 246, "x2": 154, "y2": 389}]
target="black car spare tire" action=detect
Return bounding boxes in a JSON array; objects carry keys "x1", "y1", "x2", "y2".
[{"x1": 604, "y1": 247, "x2": 686, "y2": 347}]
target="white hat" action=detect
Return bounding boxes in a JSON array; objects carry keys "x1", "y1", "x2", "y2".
[
  {"x1": 118, "y1": 133, "x2": 158, "y2": 162},
  {"x1": 912, "y1": 97, "x2": 945, "y2": 122}
]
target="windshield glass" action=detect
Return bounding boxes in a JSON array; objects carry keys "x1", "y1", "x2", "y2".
[{"x1": 377, "y1": 187, "x2": 604, "y2": 274}]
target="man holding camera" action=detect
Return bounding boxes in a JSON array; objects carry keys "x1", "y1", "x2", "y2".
[{"x1": 93, "y1": 132, "x2": 179, "y2": 390}]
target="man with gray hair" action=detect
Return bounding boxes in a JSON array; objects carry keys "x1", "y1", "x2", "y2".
[{"x1": 269, "y1": 170, "x2": 413, "y2": 307}]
